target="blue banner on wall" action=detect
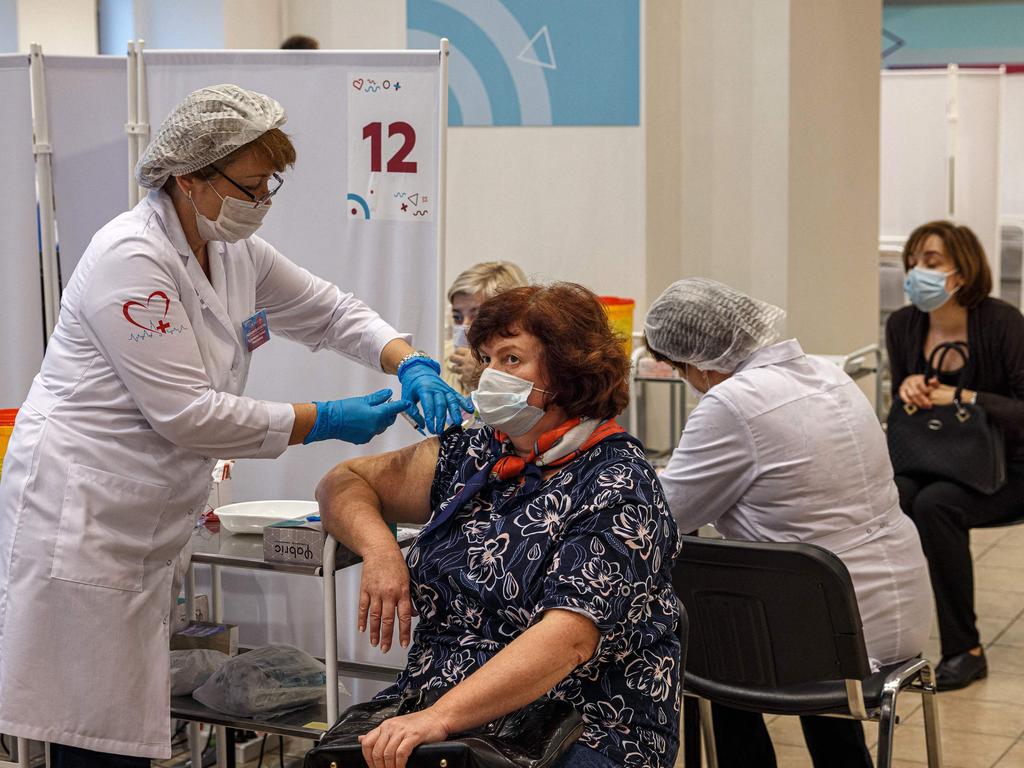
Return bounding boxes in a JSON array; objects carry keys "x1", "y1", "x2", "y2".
[{"x1": 407, "y1": 0, "x2": 640, "y2": 126}]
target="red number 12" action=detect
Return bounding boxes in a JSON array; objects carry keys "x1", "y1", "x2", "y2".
[{"x1": 362, "y1": 121, "x2": 418, "y2": 173}]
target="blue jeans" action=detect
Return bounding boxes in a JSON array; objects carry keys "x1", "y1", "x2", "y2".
[{"x1": 553, "y1": 743, "x2": 617, "y2": 768}]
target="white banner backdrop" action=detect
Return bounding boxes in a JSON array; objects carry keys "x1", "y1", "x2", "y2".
[
  {"x1": 45, "y1": 55, "x2": 129, "y2": 282},
  {"x1": 142, "y1": 49, "x2": 444, "y2": 665},
  {"x1": 0, "y1": 55, "x2": 45, "y2": 407}
]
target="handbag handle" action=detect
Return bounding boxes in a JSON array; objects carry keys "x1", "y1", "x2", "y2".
[{"x1": 924, "y1": 341, "x2": 971, "y2": 411}]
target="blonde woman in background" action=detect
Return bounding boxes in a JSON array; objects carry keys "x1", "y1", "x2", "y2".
[{"x1": 444, "y1": 261, "x2": 528, "y2": 394}]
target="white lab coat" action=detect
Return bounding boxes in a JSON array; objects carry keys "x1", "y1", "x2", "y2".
[
  {"x1": 659, "y1": 340, "x2": 932, "y2": 668},
  {"x1": 0, "y1": 190, "x2": 407, "y2": 758}
]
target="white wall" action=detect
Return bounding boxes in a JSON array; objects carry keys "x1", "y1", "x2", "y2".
[
  {"x1": 136, "y1": 0, "x2": 223, "y2": 49},
  {"x1": 223, "y1": 0, "x2": 280, "y2": 50},
  {"x1": 17, "y1": 0, "x2": 97, "y2": 54}
]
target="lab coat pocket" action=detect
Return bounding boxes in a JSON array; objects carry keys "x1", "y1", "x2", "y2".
[{"x1": 50, "y1": 463, "x2": 171, "y2": 592}]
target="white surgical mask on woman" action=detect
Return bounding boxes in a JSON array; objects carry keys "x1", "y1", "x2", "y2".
[
  {"x1": 903, "y1": 266, "x2": 959, "y2": 313},
  {"x1": 190, "y1": 181, "x2": 270, "y2": 243},
  {"x1": 471, "y1": 367, "x2": 551, "y2": 437}
]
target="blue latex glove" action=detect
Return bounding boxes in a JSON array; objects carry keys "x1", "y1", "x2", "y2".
[
  {"x1": 398, "y1": 357, "x2": 471, "y2": 434},
  {"x1": 302, "y1": 389, "x2": 412, "y2": 445}
]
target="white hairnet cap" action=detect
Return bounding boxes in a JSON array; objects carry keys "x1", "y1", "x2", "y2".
[
  {"x1": 135, "y1": 84, "x2": 287, "y2": 190},
  {"x1": 644, "y1": 278, "x2": 785, "y2": 371}
]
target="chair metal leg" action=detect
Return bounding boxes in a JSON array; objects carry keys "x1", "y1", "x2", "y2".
[
  {"x1": 918, "y1": 663, "x2": 943, "y2": 768},
  {"x1": 875, "y1": 685, "x2": 898, "y2": 768},
  {"x1": 697, "y1": 697, "x2": 719, "y2": 768}
]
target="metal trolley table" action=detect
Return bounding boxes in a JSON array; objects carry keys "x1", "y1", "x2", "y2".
[{"x1": 174, "y1": 525, "x2": 415, "y2": 767}]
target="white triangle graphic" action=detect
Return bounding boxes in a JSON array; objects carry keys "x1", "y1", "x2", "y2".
[{"x1": 517, "y1": 26, "x2": 556, "y2": 70}]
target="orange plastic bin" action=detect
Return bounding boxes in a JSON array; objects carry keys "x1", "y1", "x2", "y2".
[
  {"x1": 599, "y1": 296, "x2": 636, "y2": 357},
  {"x1": 0, "y1": 409, "x2": 17, "y2": 483}
]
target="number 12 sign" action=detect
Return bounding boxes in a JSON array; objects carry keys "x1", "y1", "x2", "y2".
[{"x1": 347, "y1": 71, "x2": 437, "y2": 222}]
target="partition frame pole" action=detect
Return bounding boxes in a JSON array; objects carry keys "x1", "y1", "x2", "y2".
[
  {"x1": 135, "y1": 40, "x2": 150, "y2": 206},
  {"x1": 28, "y1": 43, "x2": 60, "y2": 339},
  {"x1": 436, "y1": 39, "x2": 449, "y2": 361},
  {"x1": 126, "y1": 40, "x2": 138, "y2": 207}
]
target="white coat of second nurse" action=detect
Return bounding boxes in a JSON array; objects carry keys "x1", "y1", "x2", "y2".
[
  {"x1": 0, "y1": 84, "x2": 466, "y2": 761},
  {"x1": 644, "y1": 278, "x2": 933, "y2": 766}
]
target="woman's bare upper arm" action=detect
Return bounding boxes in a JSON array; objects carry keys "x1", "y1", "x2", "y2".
[{"x1": 345, "y1": 437, "x2": 440, "y2": 524}]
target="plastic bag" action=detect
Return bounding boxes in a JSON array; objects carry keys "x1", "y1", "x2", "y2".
[
  {"x1": 170, "y1": 649, "x2": 229, "y2": 696},
  {"x1": 192, "y1": 644, "x2": 327, "y2": 717}
]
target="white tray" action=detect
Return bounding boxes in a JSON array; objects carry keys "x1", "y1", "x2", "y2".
[{"x1": 215, "y1": 499, "x2": 319, "y2": 535}]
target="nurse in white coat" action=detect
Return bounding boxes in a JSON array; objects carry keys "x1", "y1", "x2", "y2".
[
  {"x1": 644, "y1": 278, "x2": 932, "y2": 768},
  {"x1": 0, "y1": 85, "x2": 466, "y2": 766}
]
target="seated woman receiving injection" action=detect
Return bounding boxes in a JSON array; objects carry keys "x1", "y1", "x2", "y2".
[{"x1": 317, "y1": 283, "x2": 681, "y2": 768}]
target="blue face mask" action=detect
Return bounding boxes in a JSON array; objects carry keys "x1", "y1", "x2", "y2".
[{"x1": 904, "y1": 267, "x2": 959, "y2": 312}]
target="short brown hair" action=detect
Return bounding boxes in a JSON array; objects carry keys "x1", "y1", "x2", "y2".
[
  {"x1": 467, "y1": 283, "x2": 630, "y2": 420},
  {"x1": 903, "y1": 221, "x2": 992, "y2": 308},
  {"x1": 164, "y1": 128, "x2": 296, "y2": 189}
]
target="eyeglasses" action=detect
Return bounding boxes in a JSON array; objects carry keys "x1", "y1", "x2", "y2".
[{"x1": 213, "y1": 167, "x2": 284, "y2": 208}]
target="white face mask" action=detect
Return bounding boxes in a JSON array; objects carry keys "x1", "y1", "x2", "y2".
[
  {"x1": 190, "y1": 181, "x2": 270, "y2": 243},
  {"x1": 471, "y1": 367, "x2": 551, "y2": 437},
  {"x1": 683, "y1": 363, "x2": 711, "y2": 402},
  {"x1": 451, "y1": 324, "x2": 469, "y2": 349}
]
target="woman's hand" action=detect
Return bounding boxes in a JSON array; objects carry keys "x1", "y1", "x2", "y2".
[
  {"x1": 360, "y1": 709, "x2": 451, "y2": 768},
  {"x1": 928, "y1": 383, "x2": 968, "y2": 407},
  {"x1": 359, "y1": 546, "x2": 416, "y2": 653},
  {"x1": 898, "y1": 374, "x2": 936, "y2": 409},
  {"x1": 447, "y1": 346, "x2": 479, "y2": 392}
]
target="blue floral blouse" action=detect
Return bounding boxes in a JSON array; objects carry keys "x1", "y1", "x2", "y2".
[{"x1": 380, "y1": 425, "x2": 682, "y2": 768}]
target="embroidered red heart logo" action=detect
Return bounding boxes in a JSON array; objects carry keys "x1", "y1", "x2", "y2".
[
  {"x1": 352, "y1": 78, "x2": 364, "y2": 90},
  {"x1": 123, "y1": 290, "x2": 171, "y2": 334}
]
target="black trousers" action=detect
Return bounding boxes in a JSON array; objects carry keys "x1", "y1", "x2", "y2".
[
  {"x1": 49, "y1": 743, "x2": 150, "y2": 768},
  {"x1": 710, "y1": 703, "x2": 873, "y2": 767},
  {"x1": 895, "y1": 463, "x2": 1024, "y2": 658}
]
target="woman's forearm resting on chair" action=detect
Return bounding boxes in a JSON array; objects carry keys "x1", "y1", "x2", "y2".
[
  {"x1": 359, "y1": 608, "x2": 601, "y2": 768},
  {"x1": 429, "y1": 608, "x2": 601, "y2": 732}
]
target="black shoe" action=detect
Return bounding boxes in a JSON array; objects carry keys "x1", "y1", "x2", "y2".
[{"x1": 935, "y1": 649, "x2": 988, "y2": 691}]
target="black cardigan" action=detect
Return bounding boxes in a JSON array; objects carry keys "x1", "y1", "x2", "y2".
[{"x1": 885, "y1": 297, "x2": 1024, "y2": 462}]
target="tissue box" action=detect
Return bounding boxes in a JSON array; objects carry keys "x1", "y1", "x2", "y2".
[
  {"x1": 263, "y1": 518, "x2": 352, "y2": 567},
  {"x1": 171, "y1": 621, "x2": 238, "y2": 656},
  {"x1": 263, "y1": 520, "x2": 407, "y2": 568}
]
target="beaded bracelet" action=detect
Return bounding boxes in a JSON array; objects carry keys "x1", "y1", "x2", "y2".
[{"x1": 396, "y1": 351, "x2": 440, "y2": 379}]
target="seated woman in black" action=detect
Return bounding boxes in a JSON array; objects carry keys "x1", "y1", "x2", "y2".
[
  {"x1": 886, "y1": 220, "x2": 1024, "y2": 690},
  {"x1": 317, "y1": 283, "x2": 681, "y2": 768}
]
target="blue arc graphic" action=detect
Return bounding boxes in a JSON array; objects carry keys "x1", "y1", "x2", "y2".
[{"x1": 347, "y1": 193, "x2": 370, "y2": 219}]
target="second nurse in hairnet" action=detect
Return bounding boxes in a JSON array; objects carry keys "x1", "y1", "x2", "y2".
[
  {"x1": 0, "y1": 84, "x2": 465, "y2": 767},
  {"x1": 644, "y1": 278, "x2": 932, "y2": 768}
]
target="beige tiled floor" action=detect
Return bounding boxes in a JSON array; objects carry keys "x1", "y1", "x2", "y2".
[{"x1": 678, "y1": 524, "x2": 1024, "y2": 767}]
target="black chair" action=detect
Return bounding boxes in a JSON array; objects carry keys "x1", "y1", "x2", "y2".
[{"x1": 673, "y1": 535, "x2": 941, "y2": 768}]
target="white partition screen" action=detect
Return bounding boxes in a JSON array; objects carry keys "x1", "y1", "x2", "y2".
[
  {"x1": 880, "y1": 71, "x2": 949, "y2": 239},
  {"x1": 45, "y1": 55, "x2": 129, "y2": 282},
  {"x1": 880, "y1": 67, "x2": 1003, "y2": 285},
  {"x1": 0, "y1": 55, "x2": 45, "y2": 407},
  {"x1": 142, "y1": 50, "x2": 444, "y2": 503},
  {"x1": 1001, "y1": 74, "x2": 1024, "y2": 217}
]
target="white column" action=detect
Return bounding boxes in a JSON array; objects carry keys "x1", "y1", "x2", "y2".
[{"x1": 653, "y1": 0, "x2": 881, "y2": 355}]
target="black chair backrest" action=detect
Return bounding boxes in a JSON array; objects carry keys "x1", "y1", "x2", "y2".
[{"x1": 672, "y1": 535, "x2": 871, "y2": 688}]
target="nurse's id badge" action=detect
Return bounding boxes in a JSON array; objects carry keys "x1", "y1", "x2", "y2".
[{"x1": 242, "y1": 309, "x2": 271, "y2": 352}]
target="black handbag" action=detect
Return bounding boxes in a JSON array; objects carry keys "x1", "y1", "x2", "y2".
[
  {"x1": 887, "y1": 341, "x2": 1007, "y2": 494},
  {"x1": 303, "y1": 689, "x2": 585, "y2": 768}
]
